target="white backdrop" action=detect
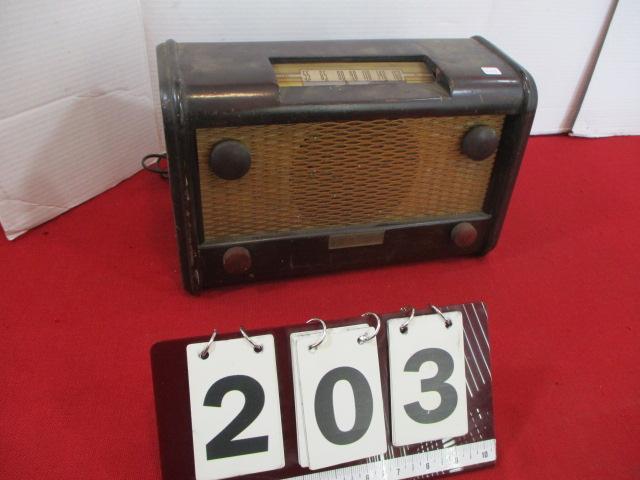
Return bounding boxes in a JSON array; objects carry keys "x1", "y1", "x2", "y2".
[
  {"x1": 0, "y1": 0, "x2": 158, "y2": 240},
  {"x1": 573, "y1": 0, "x2": 640, "y2": 136},
  {"x1": 140, "y1": 0, "x2": 616, "y2": 136},
  {"x1": 0, "y1": 0, "x2": 621, "y2": 239}
]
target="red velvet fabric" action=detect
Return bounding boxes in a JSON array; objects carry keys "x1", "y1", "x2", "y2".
[{"x1": 1, "y1": 135, "x2": 639, "y2": 479}]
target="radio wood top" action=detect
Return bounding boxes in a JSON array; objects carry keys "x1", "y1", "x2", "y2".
[{"x1": 162, "y1": 38, "x2": 527, "y2": 128}]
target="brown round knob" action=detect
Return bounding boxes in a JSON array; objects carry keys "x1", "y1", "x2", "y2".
[
  {"x1": 209, "y1": 140, "x2": 251, "y2": 180},
  {"x1": 222, "y1": 246, "x2": 252, "y2": 274},
  {"x1": 461, "y1": 125, "x2": 499, "y2": 161},
  {"x1": 451, "y1": 222, "x2": 478, "y2": 248}
]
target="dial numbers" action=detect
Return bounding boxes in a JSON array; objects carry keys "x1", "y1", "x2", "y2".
[{"x1": 274, "y1": 62, "x2": 434, "y2": 87}]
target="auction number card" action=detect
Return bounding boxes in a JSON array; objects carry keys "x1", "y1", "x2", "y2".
[
  {"x1": 291, "y1": 324, "x2": 387, "y2": 470},
  {"x1": 151, "y1": 302, "x2": 495, "y2": 480},
  {"x1": 387, "y1": 311, "x2": 468, "y2": 446},
  {"x1": 185, "y1": 335, "x2": 285, "y2": 479}
]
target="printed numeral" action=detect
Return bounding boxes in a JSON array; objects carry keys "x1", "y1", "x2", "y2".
[
  {"x1": 314, "y1": 366, "x2": 373, "y2": 445},
  {"x1": 403, "y1": 348, "x2": 458, "y2": 424},
  {"x1": 204, "y1": 375, "x2": 268, "y2": 460}
]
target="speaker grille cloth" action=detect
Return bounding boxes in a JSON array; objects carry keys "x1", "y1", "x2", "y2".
[{"x1": 196, "y1": 115, "x2": 504, "y2": 242}]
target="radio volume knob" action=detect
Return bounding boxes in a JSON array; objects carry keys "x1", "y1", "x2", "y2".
[
  {"x1": 223, "y1": 246, "x2": 252, "y2": 275},
  {"x1": 209, "y1": 140, "x2": 252, "y2": 179},
  {"x1": 451, "y1": 222, "x2": 478, "y2": 248},
  {"x1": 461, "y1": 125, "x2": 499, "y2": 161}
]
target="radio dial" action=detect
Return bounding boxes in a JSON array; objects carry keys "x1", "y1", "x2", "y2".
[{"x1": 209, "y1": 140, "x2": 252, "y2": 179}]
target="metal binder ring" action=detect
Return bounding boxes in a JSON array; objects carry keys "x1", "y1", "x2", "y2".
[
  {"x1": 399, "y1": 306, "x2": 416, "y2": 334},
  {"x1": 199, "y1": 330, "x2": 217, "y2": 359},
  {"x1": 306, "y1": 318, "x2": 327, "y2": 350},
  {"x1": 239, "y1": 326, "x2": 263, "y2": 353},
  {"x1": 358, "y1": 312, "x2": 381, "y2": 344},
  {"x1": 430, "y1": 304, "x2": 453, "y2": 328}
]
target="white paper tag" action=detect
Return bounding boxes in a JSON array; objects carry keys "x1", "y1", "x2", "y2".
[
  {"x1": 481, "y1": 66, "x2": 502, "y2": 75},
  {"x1": 292, "y1": 324, "x2": 387, "y2": 470},
  {"x1": 387, "y1": 311, "x2": 468, "y2": 446},
  {"x1": 186, "y1": 335, "x2": 285, "y2": 480}
]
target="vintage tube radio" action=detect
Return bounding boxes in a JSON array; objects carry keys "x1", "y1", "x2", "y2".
[{"x1": 157, "y1": 37, "x2": 536, "y2": 293}]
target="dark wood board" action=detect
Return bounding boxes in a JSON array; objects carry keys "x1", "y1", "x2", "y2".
[{"x1": 151, "y1": 302, "x2": 495, "y2": 480}]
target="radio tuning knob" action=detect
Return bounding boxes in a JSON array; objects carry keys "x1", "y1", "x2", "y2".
[
  {"x1": 209, "y1": 140, "x2": 252, "y2": 179},
  {"x1": 223, "y1": 246, "x2": 252, "y2": 275},
  {"x1": 461, "y1": 125, "x2": 499, "y2": 161},
  {"x1": 451, "y1": 222, "x2": 478, "y2": 248}
]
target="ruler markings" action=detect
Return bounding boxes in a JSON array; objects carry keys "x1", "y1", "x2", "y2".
[{"x1": 284, "y1": 439, "x2": 496, "y2": 480}]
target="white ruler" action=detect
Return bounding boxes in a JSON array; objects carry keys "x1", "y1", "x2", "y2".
[{"x1": 284, "y1": 439, "x2": 496, "y2": 480}]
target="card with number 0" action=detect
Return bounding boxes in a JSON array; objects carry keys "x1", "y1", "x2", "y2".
[
  {"x1": 289, "y1": 324, "x2": 367, "y2": 468},
  {"x1": 293, "y1": 323, "x2": 387, "y2": 470},
  {"x1": 387, "y1": 311, "x2": 468, "y2": 446},
  {"x1": 185, "y1": 334, "x2": 285, "y2": 480}
]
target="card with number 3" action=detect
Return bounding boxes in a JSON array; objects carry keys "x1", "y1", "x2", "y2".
[{"x1": 387, "y1": 310, "x2": 468, "y2": 446}]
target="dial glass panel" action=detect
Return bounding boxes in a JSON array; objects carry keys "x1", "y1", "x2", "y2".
[{"x1": 273, "y1": 61, "x2": 434, "y2": 87}]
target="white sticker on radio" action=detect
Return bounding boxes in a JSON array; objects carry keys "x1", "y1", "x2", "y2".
[{"x1": 481, "y1": 66, "x2": 502, "y2": 75}]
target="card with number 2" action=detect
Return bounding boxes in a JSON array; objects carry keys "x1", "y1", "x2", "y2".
[{"x1": 185, "y1": 333, "x2": 285, "y2": 480}]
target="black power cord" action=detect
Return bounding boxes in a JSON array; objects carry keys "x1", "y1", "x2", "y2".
[{"x1": 141, "y1": 153, "x2": 169, "y2": 179}]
